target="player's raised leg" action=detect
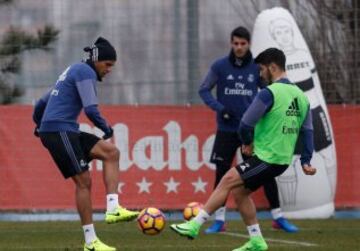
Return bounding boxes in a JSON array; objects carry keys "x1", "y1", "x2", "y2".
[
  {"x1": 170, "y1": 167, "x2": 243, "y2": 239},
  {"x1": 89, "y1": 140, "x2": 139, "y2": 223}
]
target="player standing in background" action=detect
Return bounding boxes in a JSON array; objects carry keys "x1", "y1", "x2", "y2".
[
  {"x1": 32, "y1": 37, "x2": 139, "y2": 251},
  {"x1": 199, "y1": 26, "x2": 298, "y2": 234},
  {"x1": 172, "y1": 48, "x2": 316, "y2": 251}
]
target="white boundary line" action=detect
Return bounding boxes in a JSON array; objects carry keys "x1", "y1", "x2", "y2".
[
  {"x1": 0, "y1": 244, "x2": 244, "y2": 250},
  {"x1": 221, "y1": 232, "x2": 319, "y2": 247}
]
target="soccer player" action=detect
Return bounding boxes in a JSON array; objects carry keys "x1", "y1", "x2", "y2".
[
  {"x1": 199, "y1": 26, "x2": 298, "y2": 234},
  {"x1": 171, "y1": 48, "x2": 316, "y2": 251},
  {"x1": 33, "y1": 37, "x2": 139, "y2": 251}
]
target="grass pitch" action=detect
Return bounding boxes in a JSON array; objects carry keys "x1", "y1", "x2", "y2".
[{"x1": 0, "y1": 219, "x2": 359, "y2": 250}]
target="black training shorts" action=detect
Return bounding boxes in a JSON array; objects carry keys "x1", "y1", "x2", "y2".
[
  {"x1": 235, "y1": 156, "x2": 288, "y2": 191},
  {"x1": 39, "y1": 131, "x2": 100, "y2": 179},
  {"x1": 210, "y1": 130, "x2": 242, "y2": 167}
]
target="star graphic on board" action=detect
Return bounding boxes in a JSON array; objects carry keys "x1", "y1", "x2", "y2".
[
  {"x1": 191, "y1": 177, "x2": 208, "y2": 193},
  {"x1": 117, "y1": 182, "x2": 125, "y2": 194},
  {"x1": 136, "y1": 177, "x2": 153, "y2": 194},
  {"x1": 163, "y1": 177, "x2": 180, "y2": 194}
]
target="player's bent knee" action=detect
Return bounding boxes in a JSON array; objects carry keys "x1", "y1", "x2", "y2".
[
  {"x1": 91, "y1": 140, "x2": 119, "y2": 161},
  {"x1": 219, "y1": 168, "x2": 242, "y2": 190},
  {"x1": 106, "y1": 145, "x2": 119, "y2": 161}
]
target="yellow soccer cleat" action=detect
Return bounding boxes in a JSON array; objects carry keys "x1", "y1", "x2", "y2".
[
  {"x1": 105, "y1": 206, "x2": 140, "y2": 224},
  {"x1": 84, "y1": 238, "x2": 116, "y2": 251}
]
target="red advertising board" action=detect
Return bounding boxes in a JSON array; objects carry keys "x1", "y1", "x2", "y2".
[{"x1": 0, "y1": 105, "x2": 358, "y2": 210}]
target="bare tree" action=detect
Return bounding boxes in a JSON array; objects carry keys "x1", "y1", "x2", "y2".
[
  {"x1": 0, "y1": 0, "x2": 59, "y2": 104},
  {"x1": 296, "y1": 0, "x2": 356, "y2": 103},
  {"x1": 233, "y1": 0, "x2": 358, "y2": 103}
]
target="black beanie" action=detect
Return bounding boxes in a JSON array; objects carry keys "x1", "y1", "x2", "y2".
[{"x1": 84, "y1": 37, "x2": 117, "y2": 62}]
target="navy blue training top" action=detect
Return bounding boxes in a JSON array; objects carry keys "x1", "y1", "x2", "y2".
[
  {"x1": 33, "y1": 62, "x2": 110, "y2": 134},
  {"x1": 198, "y1": 55, "x2": 260, "y2": 132}
]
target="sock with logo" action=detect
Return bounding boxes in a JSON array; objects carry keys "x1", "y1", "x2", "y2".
[
  {"x1": 193, "y1": 209, "x2": 210, "y2": 226},
  {"x1": 83, "y1": 224, "x2": 97, "y2": 245},
  {"x1": 271, "y1": 208, "x2": 283, "y2": 220},
  {"x1": 215, "y1": 206, "x2": 226, "y2": 222},
  {"x1": 106, "y1": 194, "x2": 119, "y2": 213},
  {"x1": 247, "y1": 224, "x2": 263, "y2": 238}
]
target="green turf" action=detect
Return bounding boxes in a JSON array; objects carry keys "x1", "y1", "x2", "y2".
[{"x1": 0, "y1": 219, "x2": 359, "y2": 250}]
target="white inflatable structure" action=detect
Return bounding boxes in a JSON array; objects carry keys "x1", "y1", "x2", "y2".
[{"x1": 251, "y1": 7, "x2": 337, "y2": 218}]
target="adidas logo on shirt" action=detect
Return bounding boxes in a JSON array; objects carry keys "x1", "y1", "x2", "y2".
[
  {"x1": 286, "y1": 98, "x2": 301, "y2": 116},
  {"x1": 226, "y1": 74, "x2": 234, "y2": 80}
]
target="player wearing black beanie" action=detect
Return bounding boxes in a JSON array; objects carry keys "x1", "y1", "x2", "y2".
[
  {"x1": 33, "y1": 36, "x2": 139, "y2": 251},
  {"x1": 83, "y1": 37, "x2": 117, "y2": 81}
]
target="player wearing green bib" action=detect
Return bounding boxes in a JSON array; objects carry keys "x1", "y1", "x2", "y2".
[
  {"x1": 254, "y1": 82, "x2": 309, "y2": 165},
  {"x1": 171, "y1": 48, "x2": 317, "y2": 251}
]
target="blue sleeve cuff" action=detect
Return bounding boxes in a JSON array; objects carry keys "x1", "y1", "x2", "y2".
[{"x1": 238, "y1": 122, "x2": 254, "y2": 145}]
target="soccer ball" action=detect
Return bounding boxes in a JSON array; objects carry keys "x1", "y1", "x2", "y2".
[
  {"x1": 183, "y1": 202, "x2": 203, "y2": 221},
  {"x1": 137, "y1": 207, "x2": 166, "y2": 235}
]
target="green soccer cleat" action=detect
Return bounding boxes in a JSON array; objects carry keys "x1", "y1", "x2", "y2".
[
  {"x1": 170, "y1": 220, "x2": 201, "y2": 240},
  {"x1": 232, "y1": 236, "x2": 268, "y2": 251},
  {"x1": 84, "y1": 238, "x2": 116, "y2": 251},
  {"x1": 105, "y1": 206, "x2": 139, "y2": 224}
]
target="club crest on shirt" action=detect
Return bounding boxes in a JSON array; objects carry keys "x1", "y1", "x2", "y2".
[{"x1": 247, "y1": 74, "x2": 255, "y2": 82}]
